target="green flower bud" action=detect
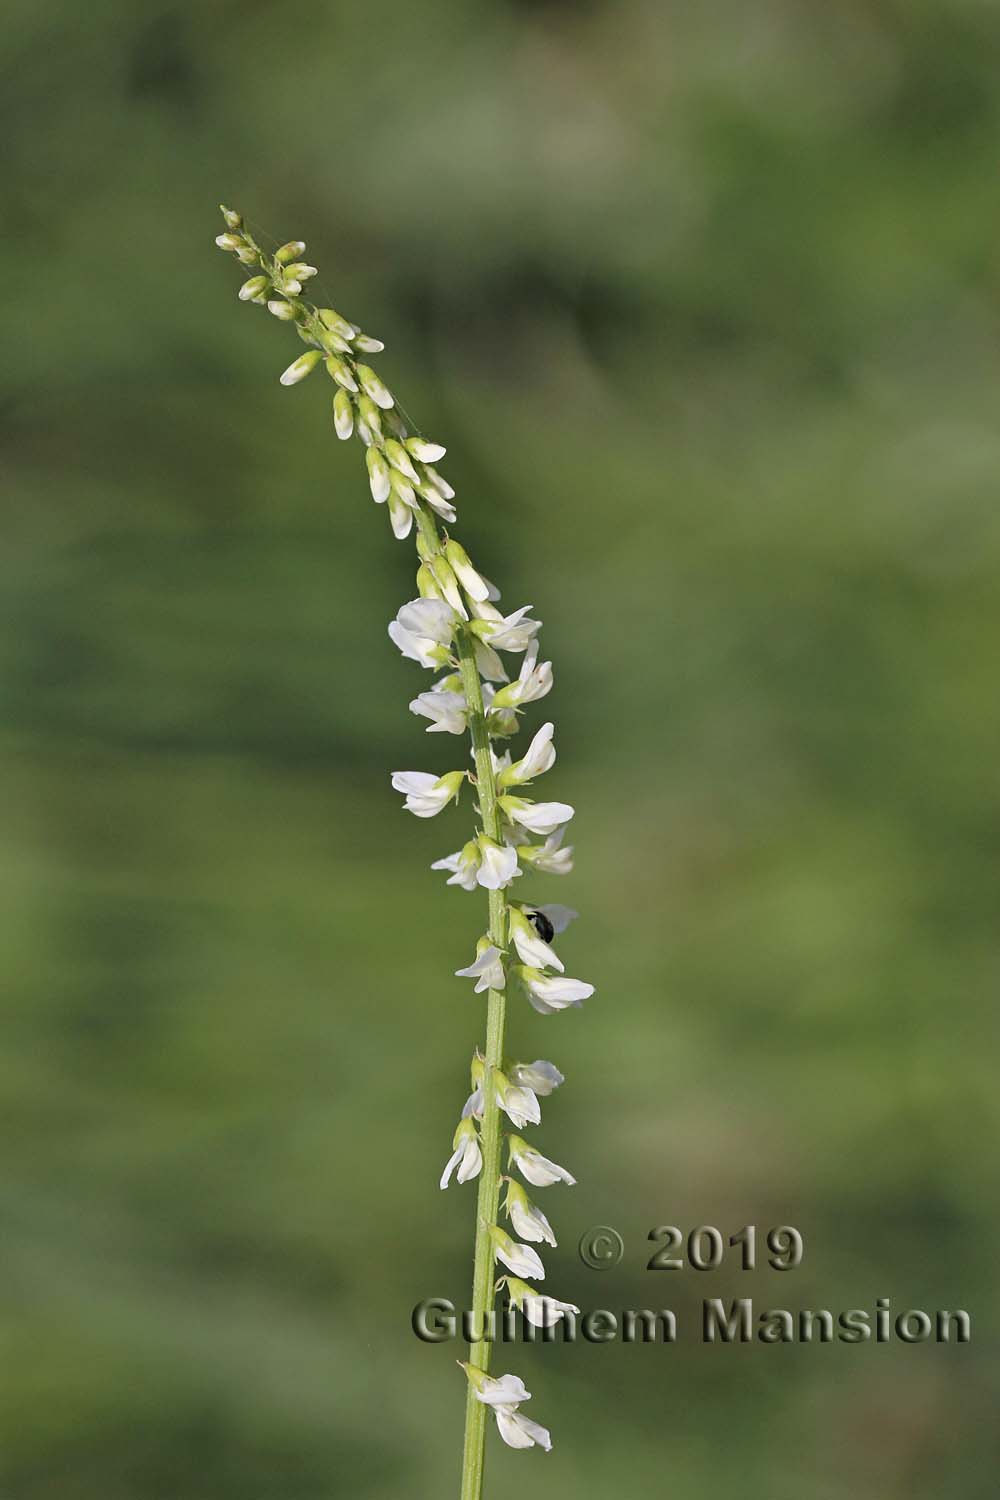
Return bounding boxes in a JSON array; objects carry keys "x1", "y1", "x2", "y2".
[
  {"x1": 278, "y1": 349, "x2": 323, "y2": 387},
  {"x1": 324, "y1": 356, "x2": 359, "y2": 392},
  {"x1": 238, "y1": 275, "x2": 269, "y2": 303},
  {"x1": 275, "y1": 240, "x2": 306, "y2": 264},
  {"x1": 219, "y1": 205, "x2": 243, "y2": 229},
  {"x1": 319, "y1": 307, "x2": 357, "y2": 340},
  {"x1": 267, "y1": 299, "x2": 297, "y2": 321},
  {"x1": 332, "y1": 389, "x2": 354, "y2": 441}
]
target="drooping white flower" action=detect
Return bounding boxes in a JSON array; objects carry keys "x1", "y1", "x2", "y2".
[
  {"x1": 461, "y1": 1051, "x2": 486, "y2": 1118},
  {"x1": 503, "y1": 1178, "x2": 557, "y2": 1246},
  {"x1": 489, "y1": 1226, "x2": 545, "y2": 1280},
  {"x1": 501, "y1": 796, "x2": 574, "y2": 836},
  {"x1": 473, "y1": 638, "x2": 508, "y2": 683},
  {"x1": 410, "y1": 690, "x2": 469, "y2": 735},
  {"x1": 520, "y1": 828, "x2": 574, "y2": 876},
  {"x1": 503, "y1": 1275, "x2": 579, "y2": 1329},
  {"x1": 499, "y1": 722, "x2": 556, "y2": 787},
  {"x1": 455, "y1": 939, "x2": 505, "y2": 993},
  {"x1": 494, "y1": 1406, "x2": 552, "y2": 1452},
  {"x1": 508, "y1": 1134, "x2": 576, "y2": 1187},
  {"x1": 440, "y1": 1117, "x2": 482, "y2": 1189},
  {"x1": 390, "y1": 769, "x2": 464, "y2": 818},
  {"x1": 431, "y1": 840, "x2": 481, "y2": 891},
  {"x1": 514, "y1": 964, "x2": 594, "y2": 1015},
  {"x1": 415, "y1": 478, "x2": 457, "y2": 523},
  {"x1": 476, "y1": 836, "x2": 521, "y2": 891},
  {"x1": 494, "y1": 1068, "x2": 540, "y2": 1128},
  {"x1": 507, "y1": 909, "x2": 564, "y2": 972},
  {"x1": 491, "y1": 643, "x2": 553, "y2": 711},
  {"x1": 388, "y1": 598, "x2": 457, "y2": 669}
]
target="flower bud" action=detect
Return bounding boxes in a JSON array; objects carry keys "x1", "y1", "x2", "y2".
[
  {"x1": 267, "y1": 299, "x2": 297, "y2": 321},
  {"x1": 235, "y1": 245, "x2": 259, "y2": 265},
  {"x1": 366, "y1": 445, "x2": 392, "y2": 503},
  {"x1": 324, "y1": 356, "x2": 359, "y2": 392},
  {"x1": 275, "y1": 240, "x2": 306, "y2": 264},
  {"x1": 353, "y1": 333, "x2": 385, "y2": 353},
  {"x1": 214, "y1": 233, "x2": 242, "y2": 252},
  {"x1": 406, "y1": 437, "x2": 447, "y2": 463},
  {"x1": 356, "y1": 364, "x2": 394, "y2": 410},
  {"x1": 278, "y1": 350, "x2": 323, "y2": 386},
  {"x1": 332, "y1": 390, "x2": 354, "y2": 440},
  {"x1": 384, "y1": 438, "x2": 420, "y2": 483},
  {"x1": 281, "y1": 262, "x2": 317, "y2": 283},
  {"x1": 238, "y1": 275, "x2": 269, "y2": 303},
  {"x1": 319, "y1": 307, "x2": 357, "y2": 340},
  {"x1": 416, "y1": 562, "x2": 442, "y2": 599},
  {"x1": 357, "y1": 395, "x2": 383, "y2": 440},
  {"x1": 219, "y1": 205, "x2": 243, "y2": 229}
]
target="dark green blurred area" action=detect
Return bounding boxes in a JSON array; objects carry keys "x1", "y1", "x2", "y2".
[{"x1": 3, "y1": 2, "x2": 998, "y2": 1496}]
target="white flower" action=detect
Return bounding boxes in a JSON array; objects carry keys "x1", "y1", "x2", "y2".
[
  {"x1": 501, "y1": 797, "x2": 574, "y2": 836},
  {"x1": 423, "y1": 464, "x2": 454, "y2": 500},
  {"x1": 504, "y1": 1179, "x2": 557, "y2": 1246},
  {"x1": 515, "y1": 965, "x2": 594, "y2": 1015},
  {"x1": 494, "y1": 1407, "x2": 552, "y2": 1452},
  {"x1": 390, "y1": 770, "x2": 464, "y2": 818},
  {"x1": 494, "y1": 1069, "x2": 540, "y2": 1128},
  {"x1": 473, "y1": 605, "x2": 541, "y2": 653},
  {"x1": 476, "y1": 836, "x2": 521, "y2": 891},
  {"x1": 508, "y1": 1059, "x2": 564, "y2": 1095},
  {"x1": 508, "y1": 1135, "x2": 576, "y2": 1187},
  {"x1": 520, "y1": 1293, "x2": 580, "y2": 1330},
  {"x1": 410, "y1": 690, "x2": 468, "y2": 735},
  {"x1": 431, "y1": 840, "x2": 481, "y2": 890},
  {"x1": 521, "y1": 829, "x2": 574, "y2": 876},
  {"x1": 508, "y1": 909, "x2": 563, "y2": 973},
  {"x1": 440, "y1": 1118, "x2": 482, "y2": 1188},
  {"x1": 499, "y1": 722, "x2": 556, "y2": 787},
  {"x1": 489, "y1": 1226, "x2": 545, "y2": 1280},
  {"x1": 503, "y1": 1275, "x2": 579, "y2": 1328},
  {"x1": 388, "y1": 598, "x2": 457, "y2": 668},
  {"x1": 455, "y1": 940, "x2": 505, "y2": 994},
  {"x1": 463, "y1": 1367, "x2": 532, "y2": 1407},
  {"x1": 491, "y1": 644, "x2": 553, "y2": 710}
]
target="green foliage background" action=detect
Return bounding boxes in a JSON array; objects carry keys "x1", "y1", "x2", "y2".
[{"x1": 3, "y1": 3, "x2": 998, "y2": 1496}]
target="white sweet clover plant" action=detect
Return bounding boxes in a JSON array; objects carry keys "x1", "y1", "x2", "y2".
[{"x1": 215, "y1": 208, "x2": 595, "y2": 1495}]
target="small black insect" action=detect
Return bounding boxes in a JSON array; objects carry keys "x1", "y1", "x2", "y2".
[{"x1": 525, "y1": 909, "x2": 555, "y2": 944}]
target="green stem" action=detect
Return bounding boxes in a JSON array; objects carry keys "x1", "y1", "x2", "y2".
[{"x1": 455, "y1": 627, "x2": 507, "y2": 1500}]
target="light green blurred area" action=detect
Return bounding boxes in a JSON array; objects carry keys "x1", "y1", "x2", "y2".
[{"x1": 2, "y1": 2, "x2": 998, "y2": 1497}]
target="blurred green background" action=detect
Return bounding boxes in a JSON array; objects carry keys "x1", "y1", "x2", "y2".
[{"x1": 3, "y1": 2, "x2": 998, "y2": 1496}]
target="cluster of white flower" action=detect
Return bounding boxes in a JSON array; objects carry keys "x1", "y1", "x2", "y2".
[{"x1": 216, "y1": 207, "x2": 594, "y2": 1462}]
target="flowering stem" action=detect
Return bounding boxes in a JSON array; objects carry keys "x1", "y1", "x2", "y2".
[{"x1": 455, "y1": 625, "x2": 508, "y2": 1500}]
